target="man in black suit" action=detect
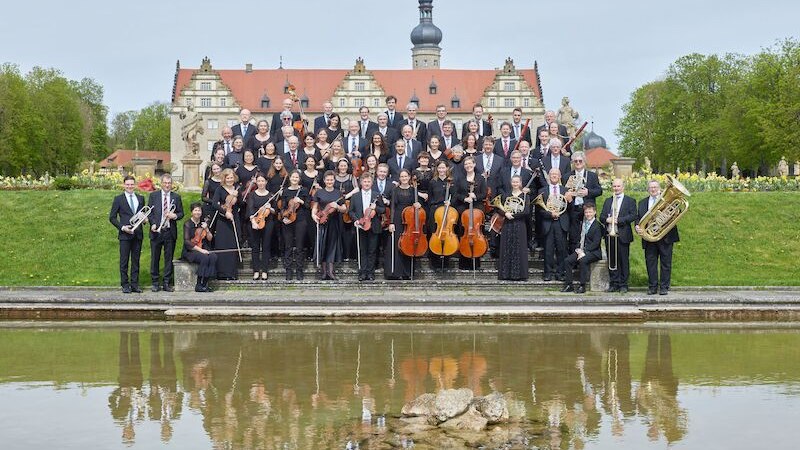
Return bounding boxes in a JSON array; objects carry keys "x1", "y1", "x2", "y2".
[
  {"x1": 283, "y1": 136, "x2": 302, "y2": 172},
  {"x1": 439, "y1": 120, "x2": 458, "y2": 150},
  {"x1": 636, "y1": 179, "x2": 680, "y2": 295},
  {"x1": 402, "y1": 103, "x2": 427, "y2": 144},
  {"x1": 372, "y1": 113, "x2": 400, "y2": 145},
  {"x1": 535, "y1": 110, "x2": 569, "y2": 149},
  {"x1": 148, "y1": 174, "x2": 184, "y2": 292},
  {"x1": 498, "y1": 151, "x2": 533, "y2": 198},
  {"x1": 427, "y1": 104, "x2": 457, "y2": 143},
  {"x1": 461, "y1": 103, "x2": 492, "y2": 138},
  {"x1": 510, "y1": 108, "x2": 532, "y2": 145},
  {"x1": 270, "y1": 99, "x2": 300, "y2": 137},
  {"x1": 231, "y1": 109, "x2": 256, "y2": 143},
  {"x1": 385, "y1": 95, "x2": 404, "y2": 130},
  {"x1": 109, "y1": 175, "x2": 146, "y2": 293},
  {"x1": 475, "y1": 137, "x2": 503, "y2": 195},
  {"x1": 561, "y1": 203, "x2": 603, "y2": 293},
  {"x1": 533, "y1": 129, "x2": 551, "y2": 158},
  {"x1": 540, "y1": 139, "x2": 572, "y2": 185},
  {"x1": 397, "y1": 125, "x2": 422, "y2": 159},
  {"x1": 344, "y1": 121, "x2": 368, "y2": 160},
  {"x1": 214, "y1": 127, "x2": 234, "y2": 158},
  {"x1": 518, "y1": 140, "x2": 544, "y2": 250},
  {"x1": 565, "y1": 151, "x2": 603, "y2": 253},
  {"x1": 388, "y1": 140, "x2": 416, "y2": 181},
  {"x1": 539, "y1": 168, "x2": 570, "y2": 281},
  {"x1": 493, "y1": 122, "x2": 518, "y2": 161},
  {"x1": 275, "y1": 125, "x2": 300, "y2": 155},
  {"x1": 356, "y1": 106, "x2": 378, "y2": 139},
  {"x1": 600, "y1": 178, "x2": 637, "y2": 293},
  {"x1": 314, "y1": 101, "x2": 334, "y2": 133},
  {"x1": 349, "y1": 173, "x2": 386, "y2": 281}
]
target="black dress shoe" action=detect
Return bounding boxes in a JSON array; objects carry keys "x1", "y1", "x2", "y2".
[
  {"x1": 556, "y1": 274, "x2": 565, "y2": 282},
  {"x1": 619, "y1": 286, "x2": 628, "y2": 294},
  {"x1": 605, "y1": 286, "x2": 619, "y2": 293},
  {"x1": 151, "y1": 285, "x2": 161, "y2": 292},
  {"x1": 367, "y1": 274, "x2": 375, "y2": 281},
  {"x1": 560, "y1": 284, "x2": 574, "y2": 293},
  {"x1": 163, "y1": 284, "x2": 175, "y2": 292},
  {"x1": 647, "y1": 288, "x2": 657, "y2": 295},
  {"x1": 659, "y1": 288, "x2": 668, "y2": 295},
  {"x1": 576, "y1": 285, "x2": 586, "y2": 294},
  {"x1": 131, "y1": 286, "x2": 142, "y2": 293},
  {"x1": 357, "y1": 273, "x2": 365, "y2": 281},
  {"x1": 543, "y1": 275, "x2": 552, "y2": 282},
  {"x1": 122, "y1": 286, "x2": 132, "y2": 294}
]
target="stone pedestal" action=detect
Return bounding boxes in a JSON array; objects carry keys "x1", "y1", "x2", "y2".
[
  {"x1": 173, "y1": 260, "x2": 198, "y2": 292},
  {"x1": 589, "y1": 260, "x2": 610, "y2": 292},
  {"x1": 181, "y1": 157, "x2": 203, "y2": 190},
  {"x1": 132, "y1": 158, "x2": 158, "y2": 178},
  {"x1": 611, "y1": 157, "x2": 636, "y2": 178}
]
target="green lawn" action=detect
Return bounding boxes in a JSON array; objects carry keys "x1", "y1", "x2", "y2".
[{"x1": 0, "y1": 190, "x2": 797, "y2": 286}]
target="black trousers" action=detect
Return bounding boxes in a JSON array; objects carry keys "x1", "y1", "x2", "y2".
[
  {"x1": 282, "y1": 218, "x2": 308, "y2": 254},
  {"x1": 150, "y1": 237, "x2": 176, "y2": 286},
  {"x1": 606, "y1": 237, "x2": 630, "y2": 288},
  {"x1": 250, "y1": 220, "x2": 276, "y2": 272},
  {"x1": 564, "y1": 251, "x2": 601, "y2": 286},
  {"x1": 644, "y1": 240, "x2": 674, "y2": 290},
  {"x1": 355, "y1": 229, "x2": 379, "y2": 276},
  {"x1": 567, "y1": 210, "x2": 583, "y2": 253},
  {"x1": 119, "y1": 237, "x2": 143, "y2": 288},
  {"x1": 543, "y1": 225, "x2": 567, "y2": 277}
]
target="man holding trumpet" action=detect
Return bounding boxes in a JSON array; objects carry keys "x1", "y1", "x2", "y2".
[
  {"x1": 600, "y1": 178, "x2": 636, "y2": 293},
  {"x1": 109, "y1": 175, "x2": 147, "y2": 293}
]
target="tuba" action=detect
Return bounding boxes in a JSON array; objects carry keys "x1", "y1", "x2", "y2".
[
  {"x1": 638, "y1": 174, "x2": 690, "y2": 242},
  {"x1": 489, "y1": 195, "x2": 524, "y2": 214}
]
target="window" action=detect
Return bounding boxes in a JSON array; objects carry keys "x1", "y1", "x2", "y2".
[
  {"x1": 207, "y1": 120, "x2": 219, "y2": 130},
  {"x1": 261, "y1": 98, "x2": 270, "y2": 109},
  {"x1": 451, "y1": 99, "x2": 460, "y2": 109},
  {"x1": 429, "y1": 85, "x2": 437, "y2": 95},
  {"x1": 354, "y1": 98, "x2": 365, "y2": 107},
  {"x1": 301, "y1": 99, "x2": 309, "y2": 108},
  {"x1": 220, "y1": 98, "x2": 227, "y2": 107},
  {"x1": 339, "y1": 98, "x2": 346, "y2": 107},
  {"x1": 200, "y1": 98, "x2": 211, "y2": 107},
  {"x1": 185, "y1": 98, "x2": 193, "y2": 107},
  {"x1": 372, "y1": 98, "x2": 380, "y2": 107},
  {"x1": 489, "y1": 98, "x2": 496, "y2": 108},
  {"x1": 227, "y1": 119, "x2": 238, "y2": 128},
  {"x1": 354, "y1": 81, "x2": 365, "y2": 91},
  {"x1": 200, "y1": 81, "x2": 211, "y2": 90},
  {"x1": 423, "y1": 59, "x2": 428, "y2": 67},
  {"x1": 504, "y1": 98, "x2": 515, "y2": 108},
  {"x1": 207, "y1": 141, "x2": 215, "y2": 152},
  {"x1": 523, "y1": 98, "x2": 530, "y2": 108},
  {"x1": 503, "y1": 82, "x2": 515, "y2": 92}
]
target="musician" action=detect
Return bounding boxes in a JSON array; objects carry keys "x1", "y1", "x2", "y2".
[
  {"x1": 565, "y1": 151, "x2": 602, "y2": 253},
  {"x1": 535, "y1": 110, "x2": 568, "y2": 148},
  {"x1": 148, "y1": 174, "x2": 184, "y2": 292},
  {"x1": 497, "y1": 175, "x2": 531, "y2": 281},
  {"x1": 201, "y1": 162, "x2": 223, "y2": 219},
  {"x1": 518, "y1": 140, "x2": 542, "y2": 175},
  {"x1": 284, "y1": 136, "x2": 302, "y2": 172},
  {"x1": 498, "y1": 151, "x2": 533, "y2": 198},
  {"x1": 538, "y1": 168, "x2": 569, "y2": 281},
  {"x1": 636, "y1": 180, "x2": 680, "y2": 295},
  {"x1": 333, "y1": 158, "x2": 359, "y2": 260},
  {"x1": 461, "y1": 103, "x2": 492, "y2": 138},
  {"x1": 236, "y1": 149, "x2": 260, "y2": 246},
  {"x1": 204, "y1": 148, "x2": 226, "y2": 179},
  {"x1": 247, "y1": 174, "x2": 275, "y2": 281},
  {"x1": 222, "y1": 136, "x2": 245, "y2": 169},
  {"x1": 533, "y1": 129, "x2": 550, "y2": 157},
  {"x1": 349, "y1": 173, "x2": 386, "y2": 281},
  {"x1": 276, "y1": 125, "x2": 296, "y2": 155},
  {"x1": 269, "y1": 99, "x2": 300, "y2": 137},
  {"x1": 541, "y1": 139, "x2": 572, "y2": 185},
  {"x1": 247, "y1": 120, "x2": 272, "y2": 155},
  {"x1": 385, "y1": 169, "x2": 418, "y2": 280},
  {"x1": 313, "y1": 101, "x2": 334, "y2": 133},
  {"x1": 214, "y1": 127, "x2": 234, "y2": 157},
  {"x1": 493, "y1": 122, "x2": 518, "y2": 160},
  {"x1": 266, "y1": 156, "x2": 288, "y2": 193},
  {"x1": 300, "y1": 155, "x2": 322, "y2": 258},
  {"x1": 301, "y1": 133, "x2": 322, "y2": 163},
  {"x1": 398, "y1": 125, "x2": 423, "y2": 159},
  {"x1": 475, "y1": 137, "x2": 502, "y2": 197},
  {"x1": 561, "y1": 203, "x2": 603, "y2": 293},
  {"x1": 402, "y1": 103, "x2": 427, "y2": 144},
  {"x1": 455, "y1": 156, "x2": 487, "y2": 270},
  {"x1": 426, "y1": 135, "x2": 447, "y2": 167},
  {"x1": 385, "y1": 95, "x2": 404, "y2": 130},
  {"x1": 427, "y1": 161, "x2": 453, "y2": 271},
  {"x1": 388, "y1": 139, "x2": 416, "y2": 181},
  {"x1": 372, "y1": 112, "x2": 400, "y2": 145},
  {"x1": 366, "y1": 132, "x2": 390, "y2": 165},
  {"x1": 510, "y1": 108, "x2": 532, "y2": 145},
  {"x1": 312, "y1": 170, "x2": 347, "y2": 280},
  {"x1": 182, "y1": 202, "x2": 217, "y2": 292},
  {"x1": 109, "y1": 175, "x2": 146, "y2": 293},
  {"x1": 600, "y1": 178, "x2": 637, "y2": 293},
  {"x1": 212, "y1": 168, "x2": 242, "y2": 280},
  {"x1": 232, "y1": 109, "x2": 257, "y2": 144},
  {"x1": 427, "y1": 105, "x2": 458, "y2": 143},
  {"x1": 281, "y1": 170, "x2": 311, "y2": 280},
  {"x1": 315, "y1": 129, "x2": 332, "y2": 167},
  {"x1": 452, "y1": 133, "x2": 478, "y2": 176},
  {"x1": 375, "y1": 164, "x2": 394, "y2": 199},
  {"x1": 256, "y1": 142, "x2": 279, "y2": 175},
  {"x1": 356, "y1": 106, "x2": 378, "y2": 139},
  {"x1": 325, "y1": 113, "x2": 343, "y2": 143},
  {"x1": 439, "y1": 120, "x2": 458, "y2": 150},
  {"x1": 518, "y1": 140, "x2": 543, "y2": 250},
  {"x1": 413, "y1": 152, "x2": 434, "y2": 195}
]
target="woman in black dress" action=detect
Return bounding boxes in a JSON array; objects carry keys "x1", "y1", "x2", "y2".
[
  {"x1": 311, "y1": 170, "x2": 346, "y2": 280},
  {"x1": 182, "y1": 202, "x2": 218, "y2": 292},
  {"x1": 248, "y1": 119, "x2": 272, "y2": 155},
  {"x1": 315, "y1": 129, "x2": 332, "y2": 169},
  {"x1": 212, "y1": 168, "x2": 242, "y2": 280},
  {"x1": 256, "y1": 141, "x2": 278, "y2": 174},
  {"x1": 497, "y1": 175, "x2": 530, "y2": 281},
  {"x1": 366, "y1": 132, "x2": 390, "y2": 165},
  {"x1": 362, "y1": 154, "x2": 380, "y2": 179},
  {"x1": 204, "y1": 148, "x2": 226, "y2": 178},
  {"x1": 333, "y1": 158, "x2": 359, "y2": 260},
  {"x1": 325, "y1": 139, "x2": 347, "y2": 172},
  {"x1": 325, "y1": 113, "x2": 343, "y2": 143},
  {"x1": 266, "y1": 156, "x2": 288, "y2": 193},
  {"x1": 427, "y1": 160, "x2": 453, "y2": 271},
  {"x1": 453, "y1": 133, "x2": 479, "y2": 178},
  {"x1": 300, "y1": 155, "x2": 322, "y2": 259},
  {"x1": 280, "y1": 170, "x2": 311, "y2": 280},
  {"x1": 426, "y1": 135, "x2": 447, "y2": 167},
  {"x1": 247, "y1": 173, "x2": 277, "y2": 281},
  {"x1": 236, "y1": 149, "x2": 260, "y2": 247},
  {"x1": 301, "y1": 133, "x2": 322, "y2": 163},
  {"x1": 201, "y1": 162, "x2": 223, "y2": 220},
  {"x1": 454, "y1": 156, "x2": 488, "y2": 270},
  {"x1": 385, "y1": 169, "x2": 421, "y2": 280}
]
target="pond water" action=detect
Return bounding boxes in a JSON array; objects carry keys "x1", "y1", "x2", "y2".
[{"x1": 0, "y1": 322, "x2": 799, "y2": 449}]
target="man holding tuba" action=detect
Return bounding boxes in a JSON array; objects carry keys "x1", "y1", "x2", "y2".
[
  {"x1": 636, "y1": 180, "x2": 680, "y2": 295},
  {"x1": 600, "y1": 178, "x2": 637, "y2": 293}
]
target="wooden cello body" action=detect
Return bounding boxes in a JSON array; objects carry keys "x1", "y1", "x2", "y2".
[
  {"x1": 398, "y1": 179, "x2": 428, "y2": 257},
  {"x1": 428, "y1": 182, "x2": 458, "y2": 257}
]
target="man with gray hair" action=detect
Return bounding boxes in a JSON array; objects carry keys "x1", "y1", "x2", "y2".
[
  {"x1": 541, "y1": 138, "x2": 571, "y2": 185},
  {"x1": 374, "y1": 112, "x2": 399, "y2": 145},
  {"x1": 147, "y1": 174, "x2": 184, "y2": 292},
  {"x1": 535, "y1": 110, "x2": 568, "y2": 148},
  {"x1": 285, "y1": 136, "x2": 301, "y2": 171},
  {"x1": 270, "y1": 98, "x2": 300, "y2": 136},
  {"x1": 565, "y1": 151, "x2": 602, "y2": 253},
  {"x1": 538, "y1": 167, "x2": 569, "y2": 281},
  {"x1": 401, "y1": 102, "x2": 427, "y2": 143},
  {"x1": 277, "y1": 125, "x2": 298, "y2": 154},
  {"x1": 232, "y1": 109, "x2": 255, "y2": 143}
]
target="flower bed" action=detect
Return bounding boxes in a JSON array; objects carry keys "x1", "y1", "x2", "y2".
[
  {"x1": 600, "y1": 172, "x2": 800, "y2": 192},
  {"x1": 0, "y1": 170, "x2": 182, "y2": 191}
]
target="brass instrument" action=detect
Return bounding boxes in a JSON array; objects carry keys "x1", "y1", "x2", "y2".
[
  {"x1": 489, "y1": 194, "x2": 524, "y2": 214},
  {"x1": 607, "y1": 196, "x2": 619, "y2": 271},
  {"x1": 128, "y1": 205, "x2": 153, "y2": 231},
  {"x1": 532, "y1": 191, "x2": 567, "y2": 217},
  {"x1": 638, "y1": 174, "x2": 690, "y2": 242},
  {"x1": 154, "y1": 201, "x2": 176, "y2": 233},
  {"x1": 565, "y1": 173, "x2": 585, "y2": 193}
]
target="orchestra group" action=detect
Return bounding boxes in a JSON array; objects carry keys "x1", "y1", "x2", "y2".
[{"x1": 110, "y1": 96, "x2": 679, "y2": 295}]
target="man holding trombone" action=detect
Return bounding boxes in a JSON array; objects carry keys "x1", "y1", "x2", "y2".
[{"x1": 600, "y1": 178, "x2": 636, "y2": 293}]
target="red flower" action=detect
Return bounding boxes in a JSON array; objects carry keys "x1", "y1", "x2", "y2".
[{"x1": 137, "y1": 178, "x2": 156, "y2": 192}]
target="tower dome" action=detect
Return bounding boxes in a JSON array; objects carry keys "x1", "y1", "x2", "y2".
[
  {"x1": 411, "y1": 0, "x2": 442, "y2": 69},
  {"x1": 583, "y1": 130, "x2": 607, "y2": 149}
]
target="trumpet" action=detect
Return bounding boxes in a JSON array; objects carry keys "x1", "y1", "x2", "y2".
[
  {"x1": 532, "y1": 191, "x2": 567, "y2": 217},
  {"x1": 489, "y1": 194, "x2": 524, "y2": 214},
  {"x1": 128, "y1": 205, "x2": 153, "y2": 232},
  {"x1": 153, "y1": 201, "x2": 176, "y2": 233}
]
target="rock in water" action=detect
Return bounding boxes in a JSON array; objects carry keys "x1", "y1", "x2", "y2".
[
  {"x1": 473, "y1": 391, "x2": 509, "y2": 424},
  {"x1": 439, "y1": 405, "x2": 488, "y2": 432},
  {"x1": 401, "y1": 393, "x2": 436, "y2": 417},
  {"x1": 432, "y1": 388, "x2": 474, "y2": 423}
]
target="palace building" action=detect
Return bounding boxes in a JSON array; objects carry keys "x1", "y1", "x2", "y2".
[{"x1": 170, "y1": 0, "x2": 547, "y2": 184}]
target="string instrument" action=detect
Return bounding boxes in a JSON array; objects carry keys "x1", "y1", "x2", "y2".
[
  {"x1": 459, "y1": 183, "x2": 488, "y2": 258},
  {"x1": 429, "y1": 182, "x2": 458, "y2": 257},
  {"x1": 398, "y1": 178, "x2": 428, "y2": 257},
  {"x1": 315, "y1": 194, "x2": 345, "y2": 225},
  {"x1": 380, "y1": 192, "x2": 391, "y2": 230},
  {"x1": 223, "y1": 190, "x2": 238, "y2": 216},
  {"x1": 240, "y1": 171, "x2": 259, "y2": 203},
  {"x1": 350, "y1": 142, "x2": 363, "y2": 179},
  {"x1": 355, "y1": 198, "x2": 377, "y2": 231},
  {"x1": 250, "y1": 190, "x2": 282, "y2": 230},
  {"x1": 286, "y1": 84, "x2": 310, "y2": 140},
  {"x1": 280, "y1": 187, "x2": 303, "y2": 225},
  {"x1": 190, "y1": 215, "x2": 213, "y2": 248},
  {"x1": 275, "y1": 175, "x2": 288, "y2": 210},
  {"x1": 483, "y1": 170, "x2": 494, "y2": 215}
]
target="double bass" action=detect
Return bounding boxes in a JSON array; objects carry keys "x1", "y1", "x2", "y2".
[
  {"x1": 459, "y1": 183, "x2": 488, "y2": 258},
  {"x1": 398, "y1": 178, "x2": 427, "y2": 257},
  {"x1": 428, "y1": 182, "x2": 458, "y2": 257},
  {"x1": 286, "y1": 84, "x2": 310, "y2": 140}
]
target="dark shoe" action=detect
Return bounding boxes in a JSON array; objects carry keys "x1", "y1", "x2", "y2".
[
  {"x1": 367, "y1": 274, "x2": 375, "y2": 281},
  {"x1": 195, "y1": 283, "x2": 205, "y2": 292},
  {"x1": 647, "y1": 288, "x2": 658, "y2": 295},
  {"x1": 296, "y1": 270, "x2": 305, "y2": 281},
  {"x1": 543, "y1": 275, "x2": 552, "y2": 282},
  {"x1": 163, "y1": 284, "x2": 175, "y2": 292},
  {"x1": 285, "y1": 270, "x2": 294, "y2": 281},
  {"x1": 151, "y1": 285, "x2": 161, "y2": 292},
  {"x1": 358, "y1": 273, "x2": 365, "y2": 281},
  {"x1": 576, "y1": 285, "x2": 586, "y2": 294},
  {"x1": 619, "y1": 286, "x2": 628, "y2": 294},
  {"x1": 555, "y1": 274, "x2": 565, "y2": 282},
  {"x1": 605, "y1": 286, "x2": 619, "y2": 293},
  {"x1": 122, "y1": 286, "x2": 132, "y2": 294},
  {"x1": 131, "y1": 286, "x2": 142, "y2": 293},
  {"x1": 659, "y1": 288, "x2": 668, "y2": 295},
  {"x1": 560, "y1": 284, "x2": 574, "y2": 293},
  {"x1": 328, "y1": 266, "x2": 337, "y2": 280}
]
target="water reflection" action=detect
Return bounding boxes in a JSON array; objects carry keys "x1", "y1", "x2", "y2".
[{"x1": 1, "y1": 323, "x2": 799, "y2": 449}]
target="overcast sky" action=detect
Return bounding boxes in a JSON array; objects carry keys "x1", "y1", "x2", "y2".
[{"x1": 2, "y1": 0, "x2": 798, "y2": 151}]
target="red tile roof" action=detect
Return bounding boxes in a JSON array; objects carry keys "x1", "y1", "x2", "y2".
[
  {"x1": 99, "y1": 150, "x2": 170, "y2": 168},
  {"x1": 585, "y1": 147, "x2": 617, "y2": 169}
]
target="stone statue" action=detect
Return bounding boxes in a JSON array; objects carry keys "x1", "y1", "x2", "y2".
[
  {"x1": 557, "y1": 96, "x2": 579, "y2": 138},
  {"x1": 730, "y1": 162, "x2": 740, "y2": 179},
  {"x1": 179, "y1": 106, "x2": 204, "y2": 158},
  {"x1": 643, "y1": 156, "x2": 651, "y2": 172},
  {"x1": 777, "y1": 156, "x2": 789, "y2": 177}
]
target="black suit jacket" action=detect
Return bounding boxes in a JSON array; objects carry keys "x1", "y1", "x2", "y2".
[
  {"x1": 343, "y1": 134, "x2": 368, "y2": 159},
  {"x1": 391, "y1": 139, "x2": 422, "y2": 160},
  {"x1": 269, "y1": 112, "x2": 300, "y2": 137},
  {"x1": 387, "y1": 154, "x2": 417, "y2": 181},
  {"x1": 510, "y1": 122, "x2": 532, "y2": 145},
  {"x1": 371, "y1": 127, "x2": 400, "y2": 146},
  {"x1": 600, "y1": 195, "x2": 637, "y2": 244},
  {"x1": 568, "y1": 170, "x2": 603, "y2": 210},
  {"x1": 535, "y1": 123, "x2": 569, "y2": 148},
  {"x1": 541, "y1": 152, "x2": 572, "y2": 185},
  {"x1": 493, "y1": 137, "x2": 518, "y2": 160},
  {"x1": 401, "y1": 119, "x2": 427, "y2": 144},
  {"x1": 232, "y1": 122, "x2": 257, "y2": 142},
  {"x1": 109, "y1": 193, "x2": 146, "y2": 241},
  {"x1": 461, "y1": 120, "x2": 492, "y2": 138},
  {"x1": 385, "y1": 110, "x2": 404, "y2": 130},
  {"x1": 349, "y1": 190, "x2": 386, "y2": 234},
  {"x1": 538, "y1": 184, "x2": 570, "y2": 233},
  {"x1": 636, "y1": 197, "x2": 680, "y2": 247},
  {"x1": 427, "y1": 120, "x2": 458, "y2": 143},
  {"x1": 474, "y1": 153, "x2": 504, "y2": 196},
  {"x1": 498, "y1": 166, "x2": 533, "y2": 197},
  {"x1": 147, "y1": 190, "x2": 185, "y2": 241},
  {"x1": 579, "y1": 220, "x2": 604, "y2": 260},
  {"x1": 357, "y1": 120, "x2": 379, "y2": 139},
  {"x1": 374, "y1": 178, "x2": 394, "y2": 200},
  {"x1": 314, "y1": 115, "x2": 330, "y2": 133}
]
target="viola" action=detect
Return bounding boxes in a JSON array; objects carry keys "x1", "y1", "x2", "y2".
[
  {"x1": 223, "y1": 190, "x2": 238, "y2": 216},
  {"x1": 240, "y1": 171, "x2": 258, "y2": 203},
  {"x1": 190, "y1": 216, "x2": 213, "y2": 248},
  {"x1": 316, "y1": 195, "x2": 344, "y2": 225},
  {"x1": 459, "y1": 183, "x2": 488, "y2": 258},
  {"x1": 429, "y1": 182, "x2": 458, "y2": 257},
  {"x1": 339, "y1": 184, "x2": 353, "y2": 224},
  {"x1": 280, "y1": 187, "x2": 302, "y2": 225},
  {"x1": 398, "y1": 178, "x2": 428, "y2": 257},
  {"x1": 352, "y1": 156, "x2": 363, "y2": 179}
]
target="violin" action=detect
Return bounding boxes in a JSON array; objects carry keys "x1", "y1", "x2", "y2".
[
  {"x1": 398, "y1": 178, "x2": 428, "y2": 257},
  {"x1": 459, "y1": 183, "x2": 488, "y2": 258},
  {"x1": 280, "y1": 187, "x2": 302, "y2": 225},
  {"x1": 250, "y1": 190, "x2": 281, "y2": 230},
  {"x1": 340, "y1": 183, "x2": 353, "y2": 224},
  {"x1": 380, "y1": 193, "x2": 391, "y2": 230},
  {"x1": 223, "y1": 190, "x2": 238, "y2": 216},
  {"x1": 240, "y1": 172, "x2": 258, "y2": 203},
  {"x1": 356, "y1": 199, "x2": 377, "y2": 231},
  {"x1": 287, "y1": 84, "x2": 309, "y2": 141},
  {"x1": 190, "y1": 215, "x2": 213, "y2": 248},
  {"x1": 316, "y1": 194, "x2": 344, "y2": 224},
  {"x1": 429, "y1": 182, "x2": 458, "y2": 257}
]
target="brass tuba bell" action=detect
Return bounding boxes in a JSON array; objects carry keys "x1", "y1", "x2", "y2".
[{"x1": 638, "y1": 174, "x2": 690, "y2": 242}]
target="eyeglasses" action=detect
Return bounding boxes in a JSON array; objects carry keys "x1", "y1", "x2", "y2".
[{"x1": 574, "y1": 159, "x2": 584, "y2": 163}]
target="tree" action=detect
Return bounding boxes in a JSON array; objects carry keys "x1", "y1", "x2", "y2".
[
  {"x1": 127, "y1": 102, "x2": 170, "y2": 151},
  {"x1": 110, "y1": 110, "x2": 137, "y2": 149}
]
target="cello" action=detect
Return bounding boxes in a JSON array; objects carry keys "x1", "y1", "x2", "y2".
[
  {"x1": 459, "y1": 183, "x2": 488, "y2": 259},
  {"x1": 398, "y1": 177, "x2": 427, "y2": 257},
  {"x1": 428, "y1": 182, "x2": 458, "y2": 257}
]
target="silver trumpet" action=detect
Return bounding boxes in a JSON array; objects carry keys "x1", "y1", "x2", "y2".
[{"x1": 128, "y1": 205, "x2": 153, "y2": 231}]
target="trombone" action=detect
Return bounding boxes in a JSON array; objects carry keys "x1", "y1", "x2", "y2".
[{"x1": 606, "y1": 199, "x2": 619, "y2": 271}]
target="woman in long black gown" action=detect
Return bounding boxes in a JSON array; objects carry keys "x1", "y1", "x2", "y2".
[
  {"x1": 236, "y1": 149, "x2": 260, "y2": 247},
  {"x1": 333, "y1": 158, "x2": 359, "y2": 260},
  {"x1": 246, "y1": 173, "x2": 277, "y2": 281},
  {"x1": 325, "y1": 113, "x2": 343, "y2": 143},
  {"x1": 385, "y1": 169, "x2": 421, "y2": 280},
  {"x1": 212, "y1": 168, "x2": 242, "y2": 280},
  {"x1": 182, "y1": 202, "x2": 217, "y2": 292},
  {"x1": 280, "y1": 170, "x2": 311, "y2": 280},
  {"x1": 454, "y1": 156, "x2": 487, "y2": 270},
  {"x1": 201, "y1": 162, "x2": 222, "y2": 220},
  {"x1": 497, "y1": 175, "x2": 531, "y2": 281},
  {"x1": 256, "y1": 141, "x2": 278, "y2": 174},
  {"x1": 248, "y1": 119, "x2": 272, "y2": 155},
  {"x1": 311, "y1": 171, "x2": 346, "y2": 280},
  {"x1": 300, "y1": 155, "x2": 322, "y2": 260}
]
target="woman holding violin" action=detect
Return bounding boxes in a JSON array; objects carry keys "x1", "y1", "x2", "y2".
[
  {"x1": 311, "y1": 170, "x2": 347, "y2": 280},
  {"x1": 212, "y1": 168, "x2": 242, "y2": 280},
  {"x1": 427, "y1": 160, "x2": 453, "y2": 271},
  {"x1": 247, "y1": 173, "x2": 277, "y2": 280},
  {"x1": 182, "y1": 202, "x2": 217, "y2": 292},
  {"x1": 201, "y1": 162, "x2": 223, "y2": 219},
  {"x1": 248, "y1": 119, "x2": 271, "y2": 156},
  {"x1": 497, "y1": 175, "x2": 531, "y2": 281},
  {"x1": 454, "y1": 156, "x2": 488, "y2": 270},
  {"x1": 333, "y1": 158, "x2": 359, "y2": 260},
  {"x1": 384, "y1": 169, "x2": 420, "y2": 280},
  {"x1": 256, "y1": 141, "x2": 278, "y2": 174},
  {"x1": 236, "y1": 149, "x2": 260, "y2": 246},
  {"x1": 280, "y1": 170, "x2": 311, "y2": 280},
  {"x1": 300, "y1": 155, "x2": 322, "y2": 259},
  {"x1": 325, "y1": 113, "x2": 343, "y2": 143}
]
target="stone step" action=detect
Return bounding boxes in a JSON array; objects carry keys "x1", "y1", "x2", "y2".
[
  {"x1": 210, "y1": 277, "x2": 563, "y2": 291},
  {"x1": 232, "y1": 255, "x2": 547, "y2": 272}
]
